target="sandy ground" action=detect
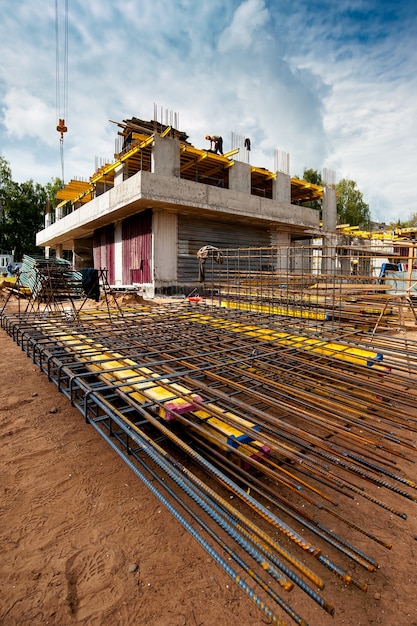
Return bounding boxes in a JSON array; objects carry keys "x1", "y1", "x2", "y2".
[{"x1": 1, "y1": 298, "x2": 417, "y2": 626}]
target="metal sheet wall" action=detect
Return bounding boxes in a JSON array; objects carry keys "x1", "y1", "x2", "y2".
[
  {"x1": 93, "y1": 225, "x2": 115, "y2": 284},
  {"x1": 178, "y1": 214, "x2": 271, "y2": 283},
  {"x1": 122, "y1": 209, "x2": 152, "y2": 284}
]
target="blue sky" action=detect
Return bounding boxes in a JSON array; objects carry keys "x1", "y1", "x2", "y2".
[{"x1": 0, "y1": 0, "x2": 416, "y2": 224}]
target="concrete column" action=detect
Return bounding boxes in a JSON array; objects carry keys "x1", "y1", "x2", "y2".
[
  {"x1": 153, "y1": 209, "x2": 178, "y2": 285},
  {"x1": 95, "y1": 182, "x2": 107, "y2": 196},
  {"x1": 272, "y1": 171, "x2": 291, "y2": 203},
  {"x1": 320, "y1": 187, "x2": 337, "y2": 278},
  {"x1": 270, "y1": 230, "x2": 291, "y2": 272},
  {"x1": 321, "y1": 232, "x2": 338, "y2": 277},
  {"x1": 114, "y1": 163, "x2": 125, "y2": 186},
  {"x1": 322, "y1": 186, "x2": 337, "y2": 231},
  {"x1": 55, "y1": 244, "x2": 63, "y2": 259},
  {"x1": 114, "y1": 221, "x2": 123, "y2": 285},
  {"x1": 229, "y1": 161, "x2": 251, "y2": 194},
  {"x1": 152, "y1": 135, "x2": 180, "y2": 177}
]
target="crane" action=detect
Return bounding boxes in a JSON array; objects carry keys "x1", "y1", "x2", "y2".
[{"x1": 55, "y1": 0, "x2": 69, "y2": 184}]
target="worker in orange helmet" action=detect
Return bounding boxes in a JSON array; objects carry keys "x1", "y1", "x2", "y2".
[{"x1": 205, "y1": 134, "x2": 223, "y2": 155}]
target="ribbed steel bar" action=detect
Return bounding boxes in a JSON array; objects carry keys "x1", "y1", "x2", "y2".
[
  {"x1": 88, "y1": 414, "x2": 288, "y2": 625},
  {"x1": 78, "y1": 378, "x2": 332, "y2": 613},
  {"x1": 108, "y1": 417, "x2": 319, "y2": 625},
  {"x1": 84, "y1": 316, "x2": 416, "y2": 454},
  {"x1": 39, "y1": 336, "x2": 328, "y2": 584},
  {"x1": 2, "y1": 301, "x2": 417, "y2": 624},
  {"x1": 203, "y1": 244, "x2": 417, "y2": 335},
  {"x1": 83, "y1": 386, "x2": 329, "y2": 596},
  {"x1": 4, "y1": 308, "x2": 417, "y2": 510},
  {"x1": 117, "y1": 337, "x2": 416, "y2": 510},
  {"x1": 191, "y1": 435, "x2": 378, "y2": 571},
  {"x1": 30, "y1": 316, "x2": 406, "y2": 564}
]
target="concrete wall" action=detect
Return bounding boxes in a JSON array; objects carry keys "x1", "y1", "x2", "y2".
[{"x1": 153, "y1": 209, "x2": 178, "y2": 286}]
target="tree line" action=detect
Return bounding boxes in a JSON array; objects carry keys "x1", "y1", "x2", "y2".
[{"x1": 0, "y1": 156, "x2": 61, "y2": 260}]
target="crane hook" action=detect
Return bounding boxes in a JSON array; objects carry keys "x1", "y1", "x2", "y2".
[{"x1": 56, "y1": 118, "x2": 68, "y2": 140}]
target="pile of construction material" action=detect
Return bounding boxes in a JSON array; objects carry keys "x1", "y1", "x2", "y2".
[{"x1": 18, "y1": 255, "x2": 83, "y2": 301}]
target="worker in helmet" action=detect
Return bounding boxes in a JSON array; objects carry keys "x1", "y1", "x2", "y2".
[{"x1": 205, "y1": 135, "x2": 223, "y2": 155}]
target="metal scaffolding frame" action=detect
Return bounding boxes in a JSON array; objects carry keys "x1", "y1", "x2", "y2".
[{"x1": 199, "y1": 243, "x2": 417, "y2": 335}]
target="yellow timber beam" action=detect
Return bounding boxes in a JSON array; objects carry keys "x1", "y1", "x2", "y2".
[
  {"x1": 178, "y1": 312, "x2": 383, "y2": 368},
  {"x1": 90, "y1": 135, "x2": 154, "y2": 185},
  {"x1": 40, "y1": 322, "x2": 261, "y2": 447}
]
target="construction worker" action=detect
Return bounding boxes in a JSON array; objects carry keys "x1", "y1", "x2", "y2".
[{"x1": 205, "y1": 135, "x2": 223, "y2": 155}]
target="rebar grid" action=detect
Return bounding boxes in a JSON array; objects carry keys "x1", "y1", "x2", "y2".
[
  {"x1": 2, "y1": 302, "x2": 417, "y2": 625},
  {"x1": 201, "y1": 244, "x2": 417, "y2": 334}
]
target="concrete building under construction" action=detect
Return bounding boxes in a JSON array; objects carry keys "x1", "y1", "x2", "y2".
[
  {"x1": 36, "y1": 116, "x2": 336, "y2": 296},
  {"x1": 6, "y1": 112, "x2": 417, "y2": 626}
]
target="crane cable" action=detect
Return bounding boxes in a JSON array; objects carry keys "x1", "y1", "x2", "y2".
[{"x1": 55, "y1": 0, "x2": 68, "y2": 185}]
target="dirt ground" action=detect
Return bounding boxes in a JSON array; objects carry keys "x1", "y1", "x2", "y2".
[{"x1": 1, "y1": 300, "x2": 417, "y2": 625}]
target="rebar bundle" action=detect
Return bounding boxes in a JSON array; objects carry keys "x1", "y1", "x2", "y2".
[{"x1": 18, "y1": 254, "x2": 83, "y2": 301}]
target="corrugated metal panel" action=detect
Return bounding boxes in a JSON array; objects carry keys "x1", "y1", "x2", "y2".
[
  {"x1": 93, "y1": 225, "x2": 115, "y2": 283},
  {"x1": 178, "y1": 214, "x2": 270, "y2": 283},
  {"x1": 106, "y1": 227, "x2": 115, "y2": 284},
  {"x1": 122, "y1": 209, "x2": 152, "y2": 284}
]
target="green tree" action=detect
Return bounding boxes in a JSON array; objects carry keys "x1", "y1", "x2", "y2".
[
  {"x1": 45, "y1": 177, "x2": 63, "y2": 224},
  {"x1": 336, "y1": 178, "x2": 370, "y2": 227},
  {"x1": 301, "y1": 168, "x2": 322, "y2": 213},
  {"x1": 2, "y1": 179, "x2": 47, "y2": 260},
  {"x1": 400, "y1": 213, "x2": 417, "y2": 228},
  {"x1": 0, "y1": 156, "x2": 13, "y2": 253},
  {"x1": 0, "y1": 156, "x2": 54, "y2": 260},
  {"x1": 302, "y1": 168, "x2": 322, "y2": 186},
  {"x1": 0, "y1": 155, "x2": 12, "y2": 187}
]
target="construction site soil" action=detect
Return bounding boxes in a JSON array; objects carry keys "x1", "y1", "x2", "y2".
[{"x1": 1, "y1": 295, "x2": 417, "y2": 626}]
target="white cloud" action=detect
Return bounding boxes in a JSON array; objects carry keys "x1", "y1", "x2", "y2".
[
  {"x1": 2, "y1": 89, "x2": 56, "y2": 146},
  {"x1": 218, "y1": 0, "x2": 269, "y2": 53},
  {"x1": 0, "y1": 0, "x2": 416, "y2": 223}
]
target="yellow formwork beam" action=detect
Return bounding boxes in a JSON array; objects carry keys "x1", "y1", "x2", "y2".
[
  {"x1": 90, "y1": 135, "x2": 154, "y2": 184},
  {"x1": 41, "y1": 322, "x2": 259, "y2": 441},
  {"x1": 44, "y1": 328, "x2": 199, "y2": 418},
  {"x1": 178, "y1": 312, "x2": 382, "y2": 367},
  {"x1": 220, "y1": 299, "x2": 328, "y2": 321}
]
